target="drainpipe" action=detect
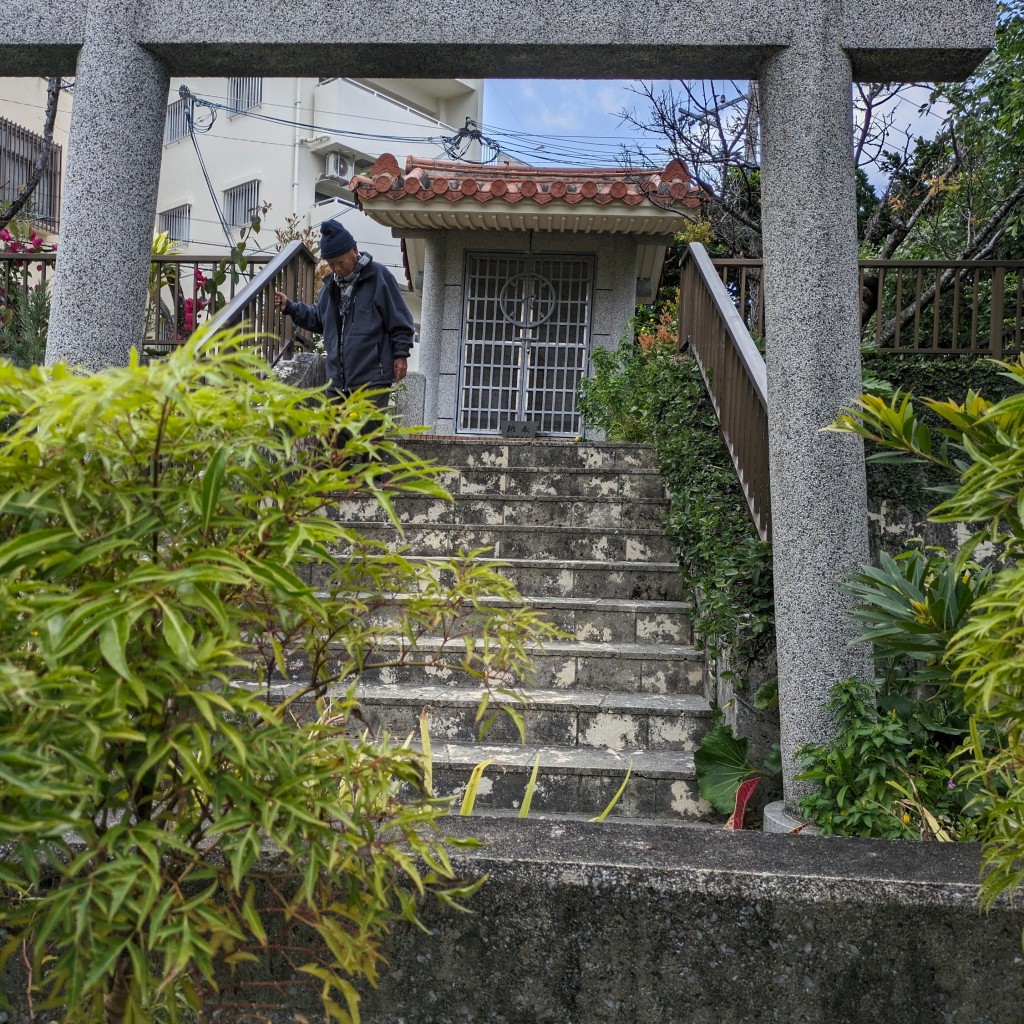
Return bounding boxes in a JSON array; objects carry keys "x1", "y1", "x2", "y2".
[{"x1": 292, "y1": 78, "x2": 302, "y2": 218}]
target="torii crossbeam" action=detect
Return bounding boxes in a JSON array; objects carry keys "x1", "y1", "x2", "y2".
[{"x1": 1, "y1": 0, "x2": 998, "y2": 818}]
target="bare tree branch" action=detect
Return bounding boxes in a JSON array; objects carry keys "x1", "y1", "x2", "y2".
[
  {"x1": 620, "y1": 79, "x2": 925, "y2": 257},
  {"x1": 875, "y1": 174, "x2": 1024, "y2": 345}
]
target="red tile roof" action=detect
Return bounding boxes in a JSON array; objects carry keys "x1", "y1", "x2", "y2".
[{"x1": 349, "y1": 154, "x2": 702, "y2": 212}]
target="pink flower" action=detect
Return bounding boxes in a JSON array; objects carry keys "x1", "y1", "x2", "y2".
[
  {"x1": 0, "y1": 229, "x2": 11, "y2": 243},
  {"x1": 8, "y1": 241, "x2": 20, "y2": 253}
]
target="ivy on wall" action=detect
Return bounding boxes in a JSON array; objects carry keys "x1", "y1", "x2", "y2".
[{"x1": 579, "y1": 325, "x2": 775, "y2": 679}]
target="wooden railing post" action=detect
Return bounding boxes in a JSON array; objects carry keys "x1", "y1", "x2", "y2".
[{"x1": 990, "y1": 266, "x2": 1006, "y2": 359}]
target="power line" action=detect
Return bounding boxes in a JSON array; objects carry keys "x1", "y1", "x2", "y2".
[
  {"x1": 183, "y1": 90, "x2": 658, "y2": 170},
  {"x1": 187, "y1": 92, "x2": 448, "y2": 148}
]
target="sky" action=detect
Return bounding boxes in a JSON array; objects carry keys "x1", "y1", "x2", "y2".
[
  {"x1": 480, "y1": 79, "x2": 675, "y2": 168},
  {"x1": 480, "y1": 78, "x2": 945, "y2": 187}
]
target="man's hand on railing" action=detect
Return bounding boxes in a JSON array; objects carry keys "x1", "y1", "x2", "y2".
[{"x1": 274, "y1": 290, "x2": 289, "y2": 312}]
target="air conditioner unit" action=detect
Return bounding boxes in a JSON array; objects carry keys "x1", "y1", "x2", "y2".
[{"x1": 324, "y1": 152, "x2": 353, "y2": 181}]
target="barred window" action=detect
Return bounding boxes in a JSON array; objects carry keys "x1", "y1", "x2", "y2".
[
  {"x1": 227, "y1": 77, "x2": 262, "y2": 114},
  {"x1": 159, "y1": 204, "x2": 191, "y2": 244},
  {"x1": 165, "y1": 98, "x2": 189, "y2": 144},
  {"x1": 0, "y1": 116, "x2": 62, "y2": 232},
  {"x1": 223, "y1": 179, "x2": 260, "y2": 228}
]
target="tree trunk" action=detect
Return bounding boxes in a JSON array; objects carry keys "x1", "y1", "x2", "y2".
[{"x1": 103, "y1": 952, "x2": 132, "y2": 1024}]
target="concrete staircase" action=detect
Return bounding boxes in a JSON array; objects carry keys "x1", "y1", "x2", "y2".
[{"x1": 335, "y1": 438, "x2": 716, "y2": 823}]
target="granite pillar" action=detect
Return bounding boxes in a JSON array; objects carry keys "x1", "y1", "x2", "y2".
[
  {"x1": 757, "y1": 7, "x2": 873, "y2": 813},
  {"x1": 417, "y1": 233, "x2": 448, "y2": 431},
  {"x1": 45, "y1": 0, "x2": 169, "y2": 370}
]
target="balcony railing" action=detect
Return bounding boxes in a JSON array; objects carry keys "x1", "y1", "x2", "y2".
[
  {"x1": 2, "y1": 243, "x2": 321, "y2": 367},
  {"x1": 0, "y1": 116, "x2": 62, "y2": 233},
  {"x1": 712, "y1": 257, "x2": 1024, "y2": 355}
]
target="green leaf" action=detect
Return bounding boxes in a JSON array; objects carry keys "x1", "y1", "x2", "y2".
[
  {"x1": 694, "y1": 723, "x2": 757, "y2": 814},
  {"x1": 459, "y1": 759, "x2": 494, "y2": 816},
  {"x1": 159, "y1": 602, "x2": 197, "y2": 669},
  {"x1": 200, "y1": 446, "x2": 228, "y2": 528},
  {"x1": 98, "y1": 615, "x2": 133, "y2": 680},
  {"x1": 589, "y1": 761, "x2": 632, "y2": 823},
  {"x1": 0, "y1": 528, "x2": 76, "y2": 574},
  {"x1": 519, "y1": 753, "x2": 541, "y2": 819},
  {"x1": 419, "y1": 708, "x2": 433, "y2": 797}
]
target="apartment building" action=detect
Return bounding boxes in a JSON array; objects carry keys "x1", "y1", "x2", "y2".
[
  {"x1": 156, "y1": 76, "x2": 482, "y2": 326},
  {"x1": 0, "y1": 75, "x2": 482, "y2": 336}
]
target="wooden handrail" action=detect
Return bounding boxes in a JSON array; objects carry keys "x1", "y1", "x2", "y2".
[
  {"x1": 681, "y1": 243, "x2": 771, "y2": 542},
  {"x1": 201, "y1": 241, "x2": 320, "y2": 366}
]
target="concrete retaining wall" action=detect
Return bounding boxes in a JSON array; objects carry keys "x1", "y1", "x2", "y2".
[
  {"x1": 3, "y1": 818, "x2": 1021, "y2": 1022},
  {"x1": 361, "y1": 817, "x2": 1024, "y2": 1024}
]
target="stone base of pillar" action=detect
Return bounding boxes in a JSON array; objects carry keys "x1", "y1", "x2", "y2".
[
  {"x1": 395, "y1": 372, "x2": 426, "y2": 428},
  {"x1": 762, "y1": 800, "x2": 820, "y2": 835}
]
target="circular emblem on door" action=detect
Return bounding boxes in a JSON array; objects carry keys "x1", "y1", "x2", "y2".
[{"x1": 498, "y1": 273, "x2": 558, "y2": 328}]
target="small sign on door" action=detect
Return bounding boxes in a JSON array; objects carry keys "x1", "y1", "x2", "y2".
[{"x1": 501, "y1": 420, "x2": 538, "y2": 438}]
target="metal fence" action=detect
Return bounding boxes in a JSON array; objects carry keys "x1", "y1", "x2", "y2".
[
  {"x1": 2, "y1": 244, "x2": 320, "y2": 367},
  {"x1": 0, "y1": 251, "x2": 57, "y2": 311}
]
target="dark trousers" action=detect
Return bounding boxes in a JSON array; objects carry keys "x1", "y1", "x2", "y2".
[{"x1": 331, "y1": 387, "x2": 392, "y2": 449}]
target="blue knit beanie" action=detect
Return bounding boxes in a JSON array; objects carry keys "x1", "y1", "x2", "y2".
[{"x1": 320, "y1": 220, "x2": 356, "y2": 259}]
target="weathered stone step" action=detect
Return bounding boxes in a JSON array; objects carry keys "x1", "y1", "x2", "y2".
[
  {"x1": 356, "y1": 683, "x2": 713, "y2": 749},
  {"x1": 357, "y1": 594, "x2": 691, "y2": 644},
  {"x1": 332, "y1": 493, "x2": 667, "y2": 531},
  {"x1": 435, "y1": 466, "x2": 665, "y2": 500},
  {"x1": 319, "y1": 556, "x2": 684, "y2": 601},
  {"x1": 521, "y1": 596, "x2": 690, "y2": 644},
  {"x1": 400, "y1": 439, "x2": 659, "y2": 473},
  {"x1": 449, "y1": 806, "x2": 720, "y2": 830},
  {"x1": 334, "y1": 522, "x2": 676, "y2": 563},
  {"x1": 427, "y1": 742, "x2": 713, "y2": 821},
  {"x1": 347, "y1": 637, "x2": 704, "y2": 694}
]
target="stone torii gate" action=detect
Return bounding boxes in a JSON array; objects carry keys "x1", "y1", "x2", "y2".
[{"x1": 3, "y1": 0, "x2": 997, "y2": 816}]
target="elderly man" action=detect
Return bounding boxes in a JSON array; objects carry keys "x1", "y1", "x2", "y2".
[{"x1": 273, "y1": 219, "x2": 414, "y2": 411}]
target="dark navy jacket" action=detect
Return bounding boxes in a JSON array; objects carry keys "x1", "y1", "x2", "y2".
[{"x1": 283, "y1": 255, "x2": 415, "y2": 395}]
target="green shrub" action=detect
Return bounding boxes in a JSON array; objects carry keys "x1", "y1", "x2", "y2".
[
  {"x1": 829, "y1": 357, "x2": 1024, "y2": 896},
  {"x1": 0, "y1": 278, "x2": 49, "y2": 369},
  {"x1": 797, "y1": 676, "x2": 976, "y2": 839},
  {"x1": 797, "y1": 546, "x2": 988, "y2": 839},
  {"x1": 861, "y1": 352, "x2": 1018, "y2": 515},
  {"x1": 0, "y1": 331, "x2": 554, "y2": 1022},
  {"x1": 578, "y1": 330, "x2": 774, "y2": 670}
]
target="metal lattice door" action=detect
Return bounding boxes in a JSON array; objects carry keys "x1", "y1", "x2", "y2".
[{"x1": 458, "y1": 252, "x2": 594, "y2": 436}]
